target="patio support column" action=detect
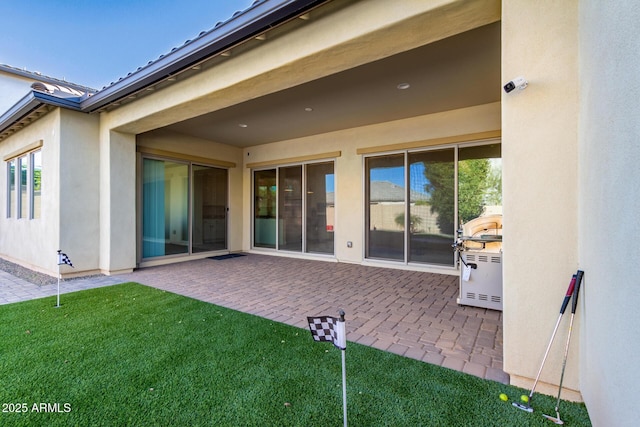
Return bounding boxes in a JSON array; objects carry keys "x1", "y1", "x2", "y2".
[
  {"x1": 502, "y1": 0, "x2": 580, "y2": 400},
  {"x1": 99, "y1": 129, "x2": 136, "y2": 274}
]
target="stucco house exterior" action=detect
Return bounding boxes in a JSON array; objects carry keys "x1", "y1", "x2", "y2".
[{"x1": 1, "y1": 1, "x2": 638, "y2": 425}]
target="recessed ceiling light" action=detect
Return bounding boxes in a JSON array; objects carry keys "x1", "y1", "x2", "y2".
[
  {"x1": 304, "y1": 107, "x2": 313, "y2": 112},
  {"x1": 397, "y1": 83, "x2": 411, "y2": 90},
  {"x1": 238, "y1": 123, "x2": 248, "y2": 128}
]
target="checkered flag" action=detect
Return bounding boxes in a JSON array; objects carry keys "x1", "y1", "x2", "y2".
[
  {"x1": 307, "y1": 315, "x2": 346, "y2": 350},
  {"x1": 57, "y1": 250, "x2": 73, "y2": 268}
]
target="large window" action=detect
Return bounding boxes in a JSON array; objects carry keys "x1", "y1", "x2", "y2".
[
  {"x1": 142, "y1": 157, "x2": 227, "y2": 259},
  {"x1": 366, "y1": 142, "x2": 501, "y2": 267},
  {"x1": 6, "y1": 149, "x2": 41, "y2": 219},
  {"x1": 253, "y1": 161, "x2": 334, "y2": 254}
]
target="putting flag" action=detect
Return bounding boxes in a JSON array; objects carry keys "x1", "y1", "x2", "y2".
[
  {"x1": 307, "y1": 315, "x2": 346, "y2": 350},
  {"x1": 57, "y1": 250, "x2": 73, "y2": 268}
]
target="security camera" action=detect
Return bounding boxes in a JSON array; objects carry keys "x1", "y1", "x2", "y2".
[{"x1": 503, "y1": 76, "x2": 528, "y2": 93}]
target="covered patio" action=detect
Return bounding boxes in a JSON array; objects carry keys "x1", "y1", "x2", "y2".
[{"x1": 116, "y1": 254, "x2": 507, "y2": 383}]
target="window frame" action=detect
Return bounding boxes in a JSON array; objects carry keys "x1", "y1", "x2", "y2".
[
  {"x1": 363, "y1": 140, "x2": 501, "y2": 268},
  {"x1": 251, "y1": 159, "x2": 336, "y2": 255},
  {"x1": 139, "y1": 153, "x2": 230, "y2": 261},
  {"x1": 5, "y1": 147, "x2": 42, "y2": 220}
]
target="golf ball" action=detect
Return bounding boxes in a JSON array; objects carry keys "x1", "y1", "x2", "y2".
[
  {"x1": 521, "y1": 395, "x2": 529, "y2": 403},
  {"x1": 499, "y1": 393, "x2": 508, "y2": 401}
]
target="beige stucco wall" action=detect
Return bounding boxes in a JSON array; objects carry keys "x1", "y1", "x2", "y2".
[
  {"x1": 59, "y1": 109, "x2": 101, "y2": 275},
  {"x1": 502, "y1": 0, "x2": 582, "y2": 400},
  {"x1": 0, "y1": 108, "x2": 100, "y2": 276},
  {"x1": 98, "y1": 125, "x2": 136, "y2": 274},
  {"x1": 579, "y1": 1, "x2": 640, "y2": 425},
  {"x1": 0, "y1": 110, "x2": 61, "y2": 274}
]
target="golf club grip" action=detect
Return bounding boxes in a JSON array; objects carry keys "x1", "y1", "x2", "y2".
[
  {"x1": 571, "y1": 270, "x2": 585, "y2": 313},
  {"x1": 560, "y1": 275, "x2": 577, "y2": 314}
]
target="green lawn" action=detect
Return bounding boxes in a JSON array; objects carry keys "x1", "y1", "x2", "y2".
[{"x1": 0, "y1": 283, "x2": 591, "y2": 426}]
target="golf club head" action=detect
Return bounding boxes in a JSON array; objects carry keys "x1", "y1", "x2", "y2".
[
  {"x1": 542, "y1": 413, "x2": 564, "y2": 425},
  {"x1": 512, "y1": 402, "x2": 533, "y2": 413}
]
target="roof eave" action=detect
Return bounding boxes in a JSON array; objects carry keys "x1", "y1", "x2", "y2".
[
  {"x1": 0, "y1": 91, "x2": 82, "y2": 137},
  {"x1": 81, "y1": 0, "x2": 328, "y2": 113}
]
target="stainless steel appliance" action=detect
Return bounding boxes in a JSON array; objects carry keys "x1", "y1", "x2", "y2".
[{"x1": 455, "y1": 214, "x2": 503, "y2": 311}]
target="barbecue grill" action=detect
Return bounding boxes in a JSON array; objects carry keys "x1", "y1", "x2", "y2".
[{"x1": 455, "y1": 214, "x2": 503, "y2": 311}]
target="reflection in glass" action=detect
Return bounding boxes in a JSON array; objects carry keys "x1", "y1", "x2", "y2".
[
  {"x1": 7, "y1": 160, "x2": 15, "y2": 218},
  {"x1": 142, "y1": 159, "x2": 188, "y2": 258},
  {"x1": 365, "y1": 144, "x2": 501, "y2": 267},
  {"x1": 409, "y1": 149, "x2": 455, "y2": 265},
  {"x1": 19, "y1": 156, "x2": 27, "y2": 218},
  {"x1": 306, "y1": 162, "x2": 334, "y2": 254},
  {"x1": 254, "y1": 169, "x2": 277, "y2": 248},
  {"x1": 31, "y1": 151, "x2": 42, "y2": 219},
  {"x1": 458, "y1": 144, "x2": 502, "y2": 223},
  {"x1": 193, "y1": 165, "x2": 227, "y2": 253},
  {"x1": 366, "y1": 155, "x2": 405, "y2": 261},
  {"x1": 279, "y1": 166, "x2": 302, "y2": 252}
]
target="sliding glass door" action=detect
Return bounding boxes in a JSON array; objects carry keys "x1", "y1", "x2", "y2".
[
  {"x1": 253, "y1": 161, "x2": 334, "y2": 254},
  {"x1": 306, "y1": 162, "x2": 334, "y2": 254},
  {"x1": 279, "y1": 166, "x2": 303, "y2": 251},
  {"x1": 365, "y1": 142, "x2": 501, "y2": 267},
  {"x1": 254, "y1": 169, "x2": 277, "y2": 249},
  {"x1": 408, "y1": 149, "x2": 455, "y2": 265},
  {"x1": 143, "y1": 159, "x2": 188, "y2": 257},
  {"x1": 142, "y1": 158, "x2": 227, "y2": 259},
  {"x1": 365, "y1": 155, "x2": 405, "y2": 260},
  {"x1": 193, "y1": 165, "x2": 228, "y2": 253}
]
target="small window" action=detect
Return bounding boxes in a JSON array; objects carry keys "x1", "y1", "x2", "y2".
[
  {"x1": 5, "y1": 149, "x2": 42, "y2": 220},
  {"x1": 19, "y1": 155, "x2": 28, "y2": 219},
  {"x1": 7, "y1": 159, "x2": 15, "y2": 218},
  {"x1": 31, "y1": 150, "x2": 42, "y2": 219}
]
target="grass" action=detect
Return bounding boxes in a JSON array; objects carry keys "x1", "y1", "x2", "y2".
[{"x1": 0, "y1": 283, "x2": 591, "y2": 426}]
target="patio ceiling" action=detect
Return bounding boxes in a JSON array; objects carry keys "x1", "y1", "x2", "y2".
[{"x1": 161, "y1": 21, "x2": 501, "y2": 148}]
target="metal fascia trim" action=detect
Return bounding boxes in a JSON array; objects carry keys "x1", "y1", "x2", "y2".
[
  {"x1": 0, "y1": 91, "x2": 82, "y2": 136},
  {"x1": 81, "y1": 0, "x2": 328, "y2": 113}
]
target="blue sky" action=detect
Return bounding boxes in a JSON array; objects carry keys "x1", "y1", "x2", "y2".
[{"x1": 0, "y1": 0, "x2": 253, "y2": 90}]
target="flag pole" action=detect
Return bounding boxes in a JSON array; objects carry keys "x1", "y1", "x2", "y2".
[
  {"x1": 56, "y1": 251, "x2": 61, "y2": 308},
  {"x1": 338, "y1": 310, "x2": 347, "y2": 427},
  {"x1": 306, "y1": 310, "x2": 348, "y2": 427}
]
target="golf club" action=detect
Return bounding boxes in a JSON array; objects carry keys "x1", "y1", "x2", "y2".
[
  {"x1": 543, "y1": 269, "x2": 584, "y2": 425},
  {"x1": 513, "y1": 274, "x2": 577, "y2": 413}
]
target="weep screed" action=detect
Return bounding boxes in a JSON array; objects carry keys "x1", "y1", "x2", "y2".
[
  {"x1": 543, "y1": 269, "x2": 584, "y2": 425},
  {"x1": 512, "y1": 274, "x2": 577, "y2": 413}
]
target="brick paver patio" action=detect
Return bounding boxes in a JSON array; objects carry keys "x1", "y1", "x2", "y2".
[{"x1": 117, "y1": 254, "x2": 508, "y2": 384}]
